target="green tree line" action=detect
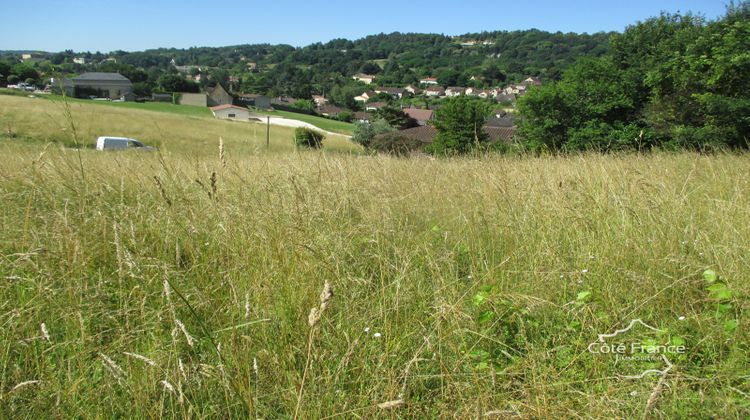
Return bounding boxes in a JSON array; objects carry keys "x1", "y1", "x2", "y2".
[{"x1": 517, "y1": 3, "x2": 750, "y2": 152}]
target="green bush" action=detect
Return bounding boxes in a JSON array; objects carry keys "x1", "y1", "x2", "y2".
[
  {"x1": 294, "y1": 127, "x2": 325, "y2": 149},
  {"x1": 370, "y1": 132, "x2": 423, "y2": 156}
]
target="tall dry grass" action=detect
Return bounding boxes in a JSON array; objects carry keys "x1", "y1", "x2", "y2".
[{"x1": 0, "y1": 95, "x2": 748, "y2": 418}]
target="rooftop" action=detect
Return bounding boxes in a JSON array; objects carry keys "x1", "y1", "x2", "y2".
[{"x1": 72, "y1": 72, "x2": 131, "y2": 82}]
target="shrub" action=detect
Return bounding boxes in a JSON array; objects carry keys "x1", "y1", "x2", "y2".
[
  {"x1": 351, "y1": 119, "x2": 395, "y2": 149},
  {"x1": 370, "y1": 132, "x2": 423, "y2": 156},
  {"x1": 294, "y1": 127, "x2": 325, "y2": 149}
]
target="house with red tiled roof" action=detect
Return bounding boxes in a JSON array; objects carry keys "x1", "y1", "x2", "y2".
[
  {"x1": 419, "y1": 77, "x2": 439, "y2": 85},
  {"x1": 402, "y1": 108, "x2": 434, "y2": 126},
  {"x1": 365, "y1": 102, "x2": 387, "y2": 111}
]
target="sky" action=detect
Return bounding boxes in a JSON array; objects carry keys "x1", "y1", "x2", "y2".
[{"x1": 0, "y1": 0, "x2": 728, "y2": 52}]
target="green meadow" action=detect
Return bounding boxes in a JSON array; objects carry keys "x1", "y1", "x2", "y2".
[{"x1": 0, "y1": 95, "x2": 747, "y2": 418}]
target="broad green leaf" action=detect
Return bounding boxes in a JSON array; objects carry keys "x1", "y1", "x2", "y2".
[{"x1": 724, "y1": 319, "x2": 738, "y2": 334}]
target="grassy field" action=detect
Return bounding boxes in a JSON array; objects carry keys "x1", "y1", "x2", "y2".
[
  {"x1": 0, "y1": 95, "x2": 358, "y2": 155},
  {"x1": 0, "y1": 89, "x2": 213, "y2": 118},
  {"x1": 0, "y1": 95, "x2": 748, "y2": 418},
  {"x1": 0, "y1": 89, "x2": 353, "y2": 134}
]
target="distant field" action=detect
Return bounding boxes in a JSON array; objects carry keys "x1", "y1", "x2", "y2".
[
  {"x1": 0, "y1": 94, "x2": 748, "y2": 418},
  {"x1": 0, "y1": 89, "x2": 353, "y2": 135},
  {"x1": 0, "y1": 88, "x2": 212, "y2": 118},
  {"x1": 0, "y1": 95, "x2": 358, "y2": 155}
]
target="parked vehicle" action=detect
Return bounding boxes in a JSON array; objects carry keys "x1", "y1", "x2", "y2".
[{"x1": 95, "y1": 136, "x2": 156, "y2": 151}]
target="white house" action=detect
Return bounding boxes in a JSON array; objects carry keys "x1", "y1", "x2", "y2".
[
  {"x1": 354, "y1": 91, "x2": 377, "y2": 103},
  {"x1": 210, "y1": 105, "x2": 253, "y2": 120},
  {"x1": 353, "y1": 73, "x2": 376, "y2": 84},
  {"x1": 419, "y1": 77, "x2": 438, "y2": 85},
  {"x1": 445, "y1": 87, "x2": 466, "y2": 97}
]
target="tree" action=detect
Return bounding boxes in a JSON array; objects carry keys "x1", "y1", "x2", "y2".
[
  {"x1": 359, "y1": 62, "x2": 381, "y2": 74},
  {"x1": 373, "y1": 106, "x2": 418, "y2": 130},
  {"x1": 292, "y1": 99, "x2": 315, "y2": 112},
  {"x1": 351, "y1": 119, "x2": 396, "y2": 148},
  {"x1": 482, "y1": 63, "x2": 506, "y2": 85},
  {"x1": 430, "y1": 96, "x2": 492, "y2": 154},
  {"x1": 11, "y1": 63, "x2": 39, "y2": 83},
  {"x1": 517, "y1": 57, "x2": 640, "y2": 151},
  {"x1": 156, "y1": 73, "x2": 199, "y2": 93}
]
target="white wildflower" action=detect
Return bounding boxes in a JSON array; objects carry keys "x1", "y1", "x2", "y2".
[
  {"x1": 40, "y1": 322, "x2": 50, "y2": 342},
  {"x1": 373, "y1": 332, "x2": 382, "y2": 338}
]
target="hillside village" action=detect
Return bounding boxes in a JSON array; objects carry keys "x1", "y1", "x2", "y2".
[
  {"x1": 2, "y1": 47, "x2": 544, "y2": 147},
  {"x1": 1, "y1": 30, "x2": 602, "y2": 127}
]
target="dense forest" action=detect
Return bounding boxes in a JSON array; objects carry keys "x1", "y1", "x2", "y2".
[{"x1": 0, "y1": 29, "x2": 610, "y2": 103}]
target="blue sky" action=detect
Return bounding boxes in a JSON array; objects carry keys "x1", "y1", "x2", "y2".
[{"x1": 1, "y1": 0, "x2": 727, "y2": 52}]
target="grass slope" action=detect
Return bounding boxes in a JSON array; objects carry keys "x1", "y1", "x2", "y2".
[
  {"x1": 0, "y1": 89, "x2": 212, "y2": 118},
  {"x1": 0, "y1": 95, "x2": 359, "y2": 155},
  {"x1": 0, "y1": 96, "x2": 748, "y2": 418}
]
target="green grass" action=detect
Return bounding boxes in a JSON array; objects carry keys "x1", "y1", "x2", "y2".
[
  {"x1": 0, "y1": 89, "x2": 353, "y2": 134},
  {"x1": 0, "y1": 89, "x2": 213, "y2": 118},
  {"x1": 255, "y1": 109, "x2": 355, "y2": 135},
  {"x1": 0, "y1": 95, "x2": 748, "y2": 418},
  {"x1": 0, "y1": 95, "x2": 358, "y2": 155}
]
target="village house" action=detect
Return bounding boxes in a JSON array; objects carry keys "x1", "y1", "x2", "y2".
[
  {"x1": 365, "y1": 102, "x2": 387, "y2": 111},
  {"x1": 317, "y1": 104, "x2": 344, "y2": 117},
  {"x1": 404, "y1": 85, "x2": 422, "y2": 95},
  {"x1": 236, "y1": 94, "x2": 271, "y2": 109},
  {"x1": 353, "y1": 73, "x2": 376, "y2": 84},
  {"x1": 210, "y1": 104, "x2": 253, "y2": 120},
  {"x1": 354, "y1": 90, "x2": 377, "y2": 103},
  {"x1": 522, "y1": 76, "x2": 542, "y2": 86},
  {"x1": 354, "y1": 112, "x2": 372, "y2": 123},
  {"x1": 402, "y1": 108, "x2": 434, "y2": 126},
  {"x1": 476, "y1": 90, "x2": 492, "y2": 99},
  {"x1": 21, "y1": 53, "x2": 47, "y2": 63},
  {"x1": 73, "y1": 57, "x2": 87, "y2": 65},
  {"x1": 207, "y1": 84, "x2": 233, "y2": 106},
  {"x1": 374, "y1": 87, "x2": 406, "y2": 99},
  {"x1": 495, "y1": 93, "x2": 516, "y2": 104},
  {"x1": 419, "y1": 77, "x2": 439, "y2": 85},
  {"x1": 445, "y1": 87, "x2": 466, "y2": 97},
  {"x1": 312, "y1": 95, "x2": 328, "y2": 106},
  {"x1": 63, "y1": 72, "x2": 134, "y2": 100},
  {"x1": 424, "y1": 86, "x2": 445, "y2": 97}
]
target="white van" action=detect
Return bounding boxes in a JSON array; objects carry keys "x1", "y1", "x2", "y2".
[{"x1": 95, "y1": 136, "x2": 156, "y2": 151}]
